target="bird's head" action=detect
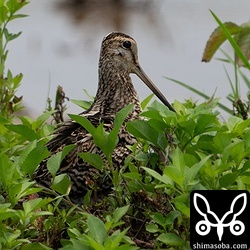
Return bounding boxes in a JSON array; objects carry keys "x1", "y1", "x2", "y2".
[
  {"x1": 100, "y1": 32, "x2": 139, "y2": 73},
  {"x1": 99, "y1": 32, "x2": 175, "y2": 112}
]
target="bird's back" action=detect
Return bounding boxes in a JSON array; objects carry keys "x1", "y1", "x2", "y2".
[{"x1": 33, "y1": 111, "x2": 137, "y2": 203}]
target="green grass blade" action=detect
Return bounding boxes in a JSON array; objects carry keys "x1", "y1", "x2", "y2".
[
  {"x1": 210, "y1": 10, "x2": 250, "y2": 69},
  {"x1": 165, "y1": 77, "x2": 232, "y2": 114}
]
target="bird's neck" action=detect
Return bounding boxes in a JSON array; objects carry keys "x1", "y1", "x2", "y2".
[{"x1": 89, "y1": 68, "x2": 142, "y2": 121}]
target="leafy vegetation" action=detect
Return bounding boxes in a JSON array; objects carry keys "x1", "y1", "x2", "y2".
[
  {"x1": 168, "y1": 11, "x2": 250, "y2": 119},
  {"x1": 0, "y1": 2, "x2": 249, "y2": 249}
]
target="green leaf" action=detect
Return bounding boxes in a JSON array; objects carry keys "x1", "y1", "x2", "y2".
[
  {"x1": 5, "y1": 124, "x2": 40, "y2": 141},
  {"x1": 32, "y1": 111, "x2": 55, "y2": 130},
  {"x1": 9, "y1": 13, "x2": 28, "y2": 20},
  {"x1": 174, "y1": 202, "x2": 190, "y2": 217},
  {"x1": 219, "y1": 172, "x2": 238, "y2": 188},
  {"x1": 47, "y1": 144, "x2": 75, "y2": 177},
  {"x1": 0, "y1": 6, "x2": 8, "y2": 23},
  {"x1": 7, "y1": 0, "x2": 25, "y2": 14},
  {"x1": 164, "y1": 167, "x2": 183, "y2": 189},
  {"x1": 165, "y1": 77, "x2": 232, "y2": 114},
  {"x1": 0, "y1": 153, "x2": 17, "y2": 186},
  {"x1": 107, "y1": 104, "x2": 134, "y2": 155},
  {"x1": 202, "y1": 22, "x2": 242, "y2": 62},
  {"x1": 150, "y1": 212, "x2": 166, "y2": 229},
  {"x1": 21, "y1": 145, "x2": 49, "y2": 175},
  {"x1": 4, "y1": 29, "x2": 22, "y2": 42},
  {"x1": 142, "y1": 167, "x2": 173, "y2": 185},
  {"x1": 71, "y1": 99, "x2": 92, "y2": 110},
  {"x1": 210, "y1": 11, "x2": 250, "y2": 69},
  {"x1": 165, "y1": 210, "x2": 181, "y2": 225},
  {"x1": 78, "y1": 234, "x2": 104, "y2": 250},
  {"x1": 172, "y1": 147, "x2": 185, "y2": 172},
  {"x1": 23, "y1": 198, "x2": 52, "y2": 215},
  {"x1": 47, "y1": 153, "x2": 62, "y2": 178},
  {"x1": 79, "y1": 153, "x2": 104, "y2": 170},
  {"x1": 185, "y1": 155, "x2": 211, "y2": 184},
  {"x1": 194, "y1": 114, "x2": 218, "y2": 136},
  {"x1": 104, "y1": 229, "x2": 129, "y2": 250},
  {"x1": 146, "y1": 223, "x2": 159, "y2": 233},
  {"x1": 141, "y1": 94, "x2": 154, "y2": 110},
  {"x1": 113, "y1": 205, "x2": 129, "y2": 224},
  {"x1": 87, "y1": 214, "x2": 107, "y2": 244},
  {"x1": 213, "y1": 132, "x2": 232, "y2": 151},
  {"x1": 127, "y1": 120, "x2": 167, "y2": 150},
  {"x1": 157, "y1": 233, "x2": 184, "y2": 246},
  {"x1": 21, "y1": 242, "x2": 52, "y2": 250},
  {"x1": 51, "y1": 174, "x2": 71, "y2": 195},
  {"x1": 235, "y1": 24, "x2": 250, "y2": 66},
  {"x1": 69, "y1": 114, "x2": 95, "y2": 135}
]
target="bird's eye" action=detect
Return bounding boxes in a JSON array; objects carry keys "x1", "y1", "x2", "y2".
[{"x1": 122, "y1": 40, "x2": 131, "y2": 49}]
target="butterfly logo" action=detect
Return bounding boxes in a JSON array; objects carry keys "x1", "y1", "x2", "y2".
[{"x1": 193, "y1": 192, "x2": 247, "y2": 241}]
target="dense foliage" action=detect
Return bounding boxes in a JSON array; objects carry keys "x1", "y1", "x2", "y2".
[{"x1": 0, "y1": 1, "x2": 249, "y2": 249}]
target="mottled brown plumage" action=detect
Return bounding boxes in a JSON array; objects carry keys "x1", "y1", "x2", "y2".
[{"x1": 33, "y1": 32, "x2": 174, "y2": 203}]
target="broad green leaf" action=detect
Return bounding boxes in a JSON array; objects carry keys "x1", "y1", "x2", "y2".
[
  {"x1": 174, "y1": 202, "x2": 190, "y2": 217},
  {"x1": 164, "y1": 210, "x2": 181, "y2": 225},
  {"x1": 178, "y1": 117, "x2": 196, "y2": 137},
  {"x1": 146, "y1": 223, "x2": 159, "y2": 233},
  {"x1": 4, "y1": 29, "x2": 22, "y2": 42},
  {"x1": 8, "y1": 181, "x2": 42, "y2": 202},
  {"x1": 150, "y1": 212, "x2": 166, "y2": 229},
  {"x1": 0, "y1": 153, "x2": 17, "y2": 186},
  {"x1": 51, "y1": 174, "x2": 71, "y2": 195},
  {"x1": 219, "y1": 172, "x2": 238, "y2": 188},
  {"x1": 78, "y1": 234, "x2": 104, "y2": 250},
  {"x1": 32, "y1": 110, "x2": 55, "y2": 130},
  {"x1": 69, "y1": 114, "x2": 96, "y2": 135},
  {"x1": 113, "y1": 205, "x2": 129, "y2": 224},
  {"x1": 0, "y1": 6, "x2": 8, "y2": 23},
  {"x1": 19, "y1": 140, "x2": 37, "y2": 166},
  {"x1": 235, "y1": 23, "x2": 250, "y2": 66},
  {"x1": 0, "y1": 204, "x2": 16, "y2": 221},
  {"x1": 172, "y1": 147, "x2": 185, "y2": 172},
  {"x1": 87, "y1": 214, "x2": 107, "y2": 244},
  {"x1": 21, "y1": 242, "x2": 52, "y2": 250},
  {"x1": 213, "y1": 132, "x2": 233, "y2": 152},
  {"x1": 71, "y1": 99, "x2": 92, "y2": 110},
  {"x1": 21, "y1": 146, "x2": 49, "y2": 175},
  {"x1": 202, "y1": 22, "x2": 242, "y2": 62},
  {"x1": 157, "y1": 233, "x2": 184, "y2": 246},
  {"x1": 127, "y1": 120, "x2": 167, "y2": 150},
  {"x1": 47, "y1": 144, "x2": 75, "y2": 177},
  {"x1": 47, "y1": 153, "x2": 62, "y2": 177},
  {"x1": 7, "y1": 0, "x2": 25, "y2": 13},
  {"x1": 108, "y1": 104, "x2": 134, "y2": 151},
  {"x1": 222, "y1": 140, "x2": 245, "y2": 164},
  {"x1": 104, "y1": 228, "x2": 128, "y2": 249},
  {"x1": 233, "y1": 118, "x2": 250, "y2": 135},
  {"x1": 79, "y1": 153, "x2": 104, "y2": 170},
  {"x1": 142, "y1": 167, "x2": 173, "y2": 185},
  {"x1": 5, "y1": 124, "x2": 40, "y2": 141},
  {"x1": 185, "y1": 155, "x2": 211, "y2": 184},
  {"x1": 23, "y1": 198, "x2": 52, "y2": 215},
  {"x1": 64, "y1": 239, "x2": 90, "y2": 250},
  {"x1": 141, "y1": 93, "x2": 154, "y2": 110},
  {"x1": 194, "y1": 114, "x2": 218, "y2": 136},
  {"x1": 164, "y1": 166, "x2": 183, "y2": 189},
  {"x1": 210, "y1": 11, "x2": 250, "y2": 69}
]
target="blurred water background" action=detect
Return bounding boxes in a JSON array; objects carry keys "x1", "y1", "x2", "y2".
[{"x1": 7, "y1": 0, "x2": 250, "y2": 117}]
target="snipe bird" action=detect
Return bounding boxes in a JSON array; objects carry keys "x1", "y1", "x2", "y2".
[{"x1": 34, "y1": 32, "x2": 174, "y2": 203}]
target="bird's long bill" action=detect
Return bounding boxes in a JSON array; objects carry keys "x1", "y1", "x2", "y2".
[{"x1": 134, "y1": 65, "x2": 175, "y2": 112}]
